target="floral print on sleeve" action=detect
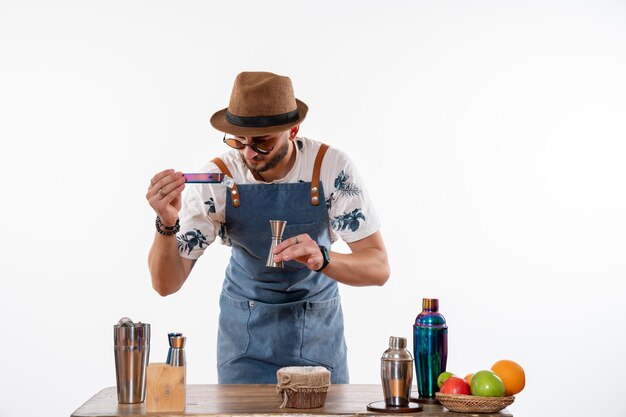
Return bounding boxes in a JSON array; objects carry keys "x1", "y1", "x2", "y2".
[
  {"x1": 217, "y1": 222, "x2": 231, "y2": 246},
  {"x1": 204, "y1": 198, "x2": 216, "y2": 214},
  {"x1": 325, "y1": 191, "x2": 335, "y2": 210},
  {"x1": 322, "y1": 144, "x2": 380, "y2": 243},
  {"x1": 177, "y1": 229, "x2": 209, "y2": 255},
  {"x1": 331, "y1": 208, "x2": 366, "y2": 232},
  {"x1": 334, "y1": 170, "x2": 361, "y2": 196},
  {"x1": 326, "y1": 170, "x2": 361, "y2": 211}
]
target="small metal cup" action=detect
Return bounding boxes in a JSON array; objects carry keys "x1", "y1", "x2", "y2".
[
  {"x1": 114, "y1": 318, "x2": 150, "y2": 404},
  {"x1": 166, "y1": 332, "x2": 182, "y2": 364},
  {"x1": 169, "y1": 335, "x2": 186, "y2": 367},
  {"x1": 266, "y1": 220, "x2": 286, "y2": 268}
]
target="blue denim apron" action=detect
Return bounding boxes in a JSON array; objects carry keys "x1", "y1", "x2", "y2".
[{"x1": 212, "y1": 149, "x2": 349, "y2": 384}]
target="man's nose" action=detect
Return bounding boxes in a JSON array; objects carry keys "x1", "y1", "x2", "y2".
[{"x1": 242, "y1": 143, "x2": 259, "y2": 159}]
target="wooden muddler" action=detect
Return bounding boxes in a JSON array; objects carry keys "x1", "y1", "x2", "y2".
[{"x1": 145, "y1": 363, "x2": 186, "y2": 413}]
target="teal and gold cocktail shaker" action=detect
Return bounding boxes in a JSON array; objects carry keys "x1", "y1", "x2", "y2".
[{"x1": 413, "y1": 298, "x2": 448, "y2": 401}]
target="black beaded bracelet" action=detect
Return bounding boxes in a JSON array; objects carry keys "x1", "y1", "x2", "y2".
[{"x1": 155, "y1": 217, "x2": 180, "y2": 236}]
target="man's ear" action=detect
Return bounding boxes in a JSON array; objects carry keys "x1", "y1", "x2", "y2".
[{"x1": 289, "y1": 125, "x2": 300, "y2": 140}]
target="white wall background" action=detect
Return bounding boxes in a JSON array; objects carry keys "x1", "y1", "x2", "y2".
[{"x1": 1, "y1": 1, "x2": 625, "y2": 416}]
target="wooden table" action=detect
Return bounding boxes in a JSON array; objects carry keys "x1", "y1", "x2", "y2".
[{"x1": 71, "y1": 384, "x2": 513, "y2": 417}]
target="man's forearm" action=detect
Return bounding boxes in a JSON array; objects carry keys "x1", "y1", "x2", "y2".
[
  {"x1": 323, "y1": 247, "x2": 390, "y2": 287},
  {"x1": 148, "y1": 234, "x2": 189, "y2": 296},
  {"x1": 272, "y1": 230, "x2": 390, "y2": 287}
]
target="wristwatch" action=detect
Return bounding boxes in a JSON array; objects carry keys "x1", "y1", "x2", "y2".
[{"x1": 315, "y1": 245, "x2": 331, "y2": 272}]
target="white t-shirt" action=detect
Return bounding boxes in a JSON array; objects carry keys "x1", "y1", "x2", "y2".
[{"x1": 177, "y1": 137, "x2": 380, "y2": 259}]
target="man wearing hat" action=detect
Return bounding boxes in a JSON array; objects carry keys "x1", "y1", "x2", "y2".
[{"x1": 147, "y1": 72, "x2": 389, "y2": 384}]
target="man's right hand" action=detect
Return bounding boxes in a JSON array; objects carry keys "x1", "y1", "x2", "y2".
[
  {"x1": 147, "y1": 169, "x2": 195, "y2": 296},
  {"x1": 146, "y1": 169, "x2": 186, "y2": 226}
]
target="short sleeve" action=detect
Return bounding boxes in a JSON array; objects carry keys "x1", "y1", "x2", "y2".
[
  {"x1": 322, "y1": 149, "x2": 381, "y2": 243},
  {"x1": 176, "y1": 164, "x2": 227, "y2": 259}
]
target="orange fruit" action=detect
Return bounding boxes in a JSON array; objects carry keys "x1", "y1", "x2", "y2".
[
  {"x1": 464, "y1": 373, "x2": 473, "y2": 386},
  {"x1": 490, "y1": 360, "x2": 525, "y2": 396}
]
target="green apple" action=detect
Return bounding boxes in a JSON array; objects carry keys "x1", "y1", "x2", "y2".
[
  {"x1": 437, "y1": 371, "x2": 455, "y2": 388},
  {"x1": 470, "y1": 370, "x2": 506, "y2": 397}
]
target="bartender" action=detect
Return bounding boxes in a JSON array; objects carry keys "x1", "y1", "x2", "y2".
[{"x1": 146, "y1": 71, "x2": 390, "y2": 384}]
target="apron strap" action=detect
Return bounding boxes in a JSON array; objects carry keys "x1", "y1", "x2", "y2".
[
  {"x1": 211, "y1": 143, "x2": 329, "y2": 208},
  {"x1": 211, "y1": 157, "x2": 241, "y2": 208},
  {"x1": 310, "y1": 143, "x2": 329, "y2": 205}
]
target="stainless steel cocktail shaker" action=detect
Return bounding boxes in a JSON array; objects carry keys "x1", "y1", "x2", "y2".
[
  {"x1": 266, "y1": 220, "x2": 286, "y2": 268},
  {"x1": 114, "y1": 317, "x2": 150, "y2": 404},
  {"x1": 381, "y1": 336, "x2": 414, "y2": 407}
]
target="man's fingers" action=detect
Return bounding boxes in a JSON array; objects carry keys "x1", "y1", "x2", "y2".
[
  {"x1": 149, "y1": 169, "x2": 174, "y2": 189},
  {"x1": 270, "y1": 234, "x2": 324, "y2": 270},
  {"x1": 273, "y1": 234, "x2": 310, "y2": 253},
  {"x1": 276, "y1": 245, "x2": 318, "y2": 262},
  {"x1": 162, "y1": 184, "x2": 185, "y2": 204},
  {"x1": 149, "y1": 174, "x2": 185, "y2": 197},
  {"x1": 148, "y1": 170, "x2": 182, "y2": 191},
  {"x1": 146, "y1": 176, "x2": 184, "y2": 213}
]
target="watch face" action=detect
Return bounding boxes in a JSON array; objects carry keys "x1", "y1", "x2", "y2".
[
  {"x1": 324, "y1": 247, "x2": 331, "y2": 262},
  {"x1": 318, "y1": 245, "x2": 330, "y2": 271}
]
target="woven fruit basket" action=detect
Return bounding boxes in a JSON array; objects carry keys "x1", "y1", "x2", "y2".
[{"x1": 435, "y1": 393, "x2": 515, "y2": 413}]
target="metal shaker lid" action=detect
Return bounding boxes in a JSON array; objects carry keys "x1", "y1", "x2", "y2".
[
  {"x1": 422, "y1": 298, "x2": 439, "y2": 312},
  {"x1": 389, "y1": 336, "x2": 406, "y2": 349},
  {"x1": 381, "y1": 336, "x2": 413, "y2": 361},
  {"x1": 114, "y1": 317, "x2": 151, "y2": 347}
]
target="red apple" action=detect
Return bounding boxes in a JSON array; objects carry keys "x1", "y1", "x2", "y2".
[{"x1": 440, "y1": 376, "x2": 471, "y2": 395}]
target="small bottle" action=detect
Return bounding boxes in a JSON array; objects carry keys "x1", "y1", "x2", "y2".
[
  {"x1": 381, "y1": 336, "x2": 414, "y2": 407},
  {"x1": 414, "y1": 298, "x2": 448, "y2": 400}
]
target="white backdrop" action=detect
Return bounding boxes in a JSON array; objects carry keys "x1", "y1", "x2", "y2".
[{"x1": 1, "y1": 1, "x2": 625, "y2": 416}]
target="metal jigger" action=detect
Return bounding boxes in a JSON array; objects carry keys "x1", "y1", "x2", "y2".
[
  {"x1": 266, "y1": 220, "x2": 287, "y2": 268},
  {"x1": 169, "y1": 335, "x2": 186, "y2": 367}
]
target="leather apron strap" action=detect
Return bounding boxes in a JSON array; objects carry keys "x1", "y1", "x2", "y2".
[
  {"x1": 211, "y1": 157, "x2": 241, "y2": 208},
  {"x1": 310, "y1": 143, "x2": 329, "y2": 206}
]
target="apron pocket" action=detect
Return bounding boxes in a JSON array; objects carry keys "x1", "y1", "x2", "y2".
[
  {"x1": 247, "y1": 300, "x2": 305, "y2": 362},
  {"x1": 217, "y1": 293, "x2": 251, "y2": 367},
  {"x1": 301, "y1": 296, "x2": 346, "y2": 369}
]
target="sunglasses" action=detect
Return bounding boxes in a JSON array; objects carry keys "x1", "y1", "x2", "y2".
[{"x1": 222, "y1": 133, "x2": 282, "y2": 155}]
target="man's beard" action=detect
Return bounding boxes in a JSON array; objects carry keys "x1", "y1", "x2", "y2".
[{"x1": 240, "y1": 139, "x2": 290, "y2": 174}]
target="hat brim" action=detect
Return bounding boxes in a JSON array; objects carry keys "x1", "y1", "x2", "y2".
[{"x1": 210, "y1": 99, "x2": 308, "y2": 136}]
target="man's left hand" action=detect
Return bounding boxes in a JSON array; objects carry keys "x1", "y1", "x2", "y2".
[{"x1": 272, "y1": 234, "x2": 324, "y2": 271}]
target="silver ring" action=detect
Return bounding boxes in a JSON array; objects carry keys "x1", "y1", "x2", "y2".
[
  {"x1": 158, "y1": 188, "x2": 165, "y2": 197},
  {"x1": 150, "y1": 179, "x2": 155, "y2": 187},
  {"x1": 294, "y1": 237, "x2": 299, "y2": 244}
]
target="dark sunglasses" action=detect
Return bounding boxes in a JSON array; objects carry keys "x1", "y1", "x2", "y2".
[{"x1": 222, "y1": 134, "x2": 277, "y2": 155}]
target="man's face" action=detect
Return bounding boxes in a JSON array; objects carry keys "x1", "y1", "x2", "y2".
[{"x1": 237, "y1": 131, "x2": 290, "y2": 174}]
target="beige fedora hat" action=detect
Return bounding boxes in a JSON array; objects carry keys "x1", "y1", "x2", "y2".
[{"x1": 210, "y1": 71, "x2": 308, "y2": 136}]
